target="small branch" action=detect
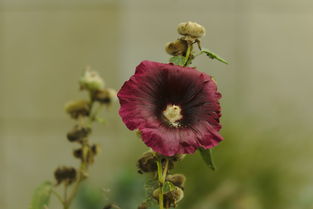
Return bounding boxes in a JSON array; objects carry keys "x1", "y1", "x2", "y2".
[
  {"x1": 184, "y1": 43, "x2": 192, "y2": 67},
  {"x1": 51, "y1": 189, "x2": 64, "y2": 205}
]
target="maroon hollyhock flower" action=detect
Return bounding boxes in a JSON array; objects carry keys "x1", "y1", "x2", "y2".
[{"x1": 118, "y1": 61, "x2": 223, "y2": 156}]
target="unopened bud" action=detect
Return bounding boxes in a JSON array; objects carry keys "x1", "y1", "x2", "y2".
[
  {"x1": 137, "y1": 150, "x2": 158, "y2": 174},
  {"x1": 67, "y1": 125, "x2": 91, "y2": 142},
  {"x1": 65, "y1": 100, "x2": 90, "y2": 119},
  {"x1": 137, "y1": 202, "x2": 148, "y2": 209},
  {"x1": 93, "y1": 88, "x2": 117, "y2": 105},
  {"x1": 171, "y1": 154, "x2": 185, "y2": 162},
  {"x1": 54, "y1": 166, "x2": 77, "y2": 185},
  {"x1": 177, "y1": 21, "x2": 206, "y2": 38},
  {"x1": 73, "y1": 148, "x2": 83, "y2": 159},
  {"x1": 80, "y1": 68, "x2": 105, "y2": 92},
  {"x1": 153, "y1": 187, "x2": 184, "y2": 207},
  {"x1": 165, "y1": 39, "x2": 188, "y2": 56},
  {"x1": 166, "y1": 174, "x2": 186, "y2": 188},
  {"x1": 91, "y1": 144, "x2": 101, "y2": 156}
]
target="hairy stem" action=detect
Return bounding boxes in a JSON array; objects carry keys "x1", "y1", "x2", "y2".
[{"x1": 156, "y1": 159, "x2": 170, "y2": 209}]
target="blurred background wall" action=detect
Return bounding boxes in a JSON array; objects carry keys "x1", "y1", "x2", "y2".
[{"x1": 1, "y1": 0, "x2": 313, "y2": 209}]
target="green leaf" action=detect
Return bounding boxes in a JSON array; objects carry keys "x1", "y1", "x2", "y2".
[
  {"x1": 201, "y1": 48, "x2": 228, "y2": 64},
  {"x1": 162, "y1": 181, "x2": 176, "y2": 194},
  {"x1": 29, "y1": 181, "x2": 53, "y2": 209},
  {"x1": 169, "y1": 56, "x2": 187, "y2": 66},
  {"x1": 199, "y1": 148, "x2": 216, "y2": 171}
]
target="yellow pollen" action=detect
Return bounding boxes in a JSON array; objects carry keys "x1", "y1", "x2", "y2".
[{"x1": 163, "y1": 105, "x2": 183, "y2": 127}]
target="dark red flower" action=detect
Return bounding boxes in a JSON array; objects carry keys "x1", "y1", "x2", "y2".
[{"x1": 118, "y1": 61, "x2": 223, "y2": 156}]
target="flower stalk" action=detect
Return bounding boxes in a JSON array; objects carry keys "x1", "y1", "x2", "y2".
[{"x1": 49, "y1": 68, "x2": 117, "y2": 209}]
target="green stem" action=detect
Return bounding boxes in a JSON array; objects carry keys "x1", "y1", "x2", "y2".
[
  {"x1": 184, "y1": 43, "x2": 192, "y2": 66},
  {"x1": 156, "y1": 159, "x2": 169, "y2": 209}
]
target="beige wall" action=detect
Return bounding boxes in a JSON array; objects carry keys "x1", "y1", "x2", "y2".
[{"x1": 1, "y1": 0, "x2": 313, "y2": 208}]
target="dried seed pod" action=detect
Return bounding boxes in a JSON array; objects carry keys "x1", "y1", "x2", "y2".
[
  {"x1": 67, "y1": 125, "x2": 91, "y2": 142},
  {"x1": 80, "y1": 68, "x2": 105, "y2": 92},
  {"x1": 64, "y1": 100, "x2": 90, "y2": 119},
  {"x1": 165, "y1": 39, "x2": 188, "y2": 56},
  {"x1": 166, "y1": 174, "x2": 186, "y2": 188},
  {"x1": 93, "y1": 88, "x2": 117, "y2": 105},
  {"x1": 177, "y1": 21, "x2": 206, "y2": 38},
  {"x1": 137, "y1": 150, "x2": 158, "y2": 174},
  {"x1": 54, "y1": 166, "x2": 77, "y2": 185}
]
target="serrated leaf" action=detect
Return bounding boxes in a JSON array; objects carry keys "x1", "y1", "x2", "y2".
[
  {"x1": 162, "y1": 181, "x2": 176, "y2": 194},
  {"x1": 29, "y1": 181, "x2": 53, "y2": 209},
  {"x1": 199, "y1": 148, "x2": 216, "y2": 171},
  {"x1": 169, "y1": 56, "x2": 187, "y2": 66},
  {"x1": 201, "y1": 48, "x2": 228, "y2": 64}
]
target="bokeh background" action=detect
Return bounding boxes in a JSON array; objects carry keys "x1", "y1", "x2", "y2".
[{"x1": 1, "y1": 0, "x2": 313, "y2": 209}]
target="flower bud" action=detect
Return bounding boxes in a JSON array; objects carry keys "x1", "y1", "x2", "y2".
[
  {"x1": 137, "y1": 150, "x2": 158, "y2": 174},
  {"x1": 171, "y1": 154, "x2": 185, "y2": 162},
  {"x1": 177, "y1": 21, "x2": 206, "y2": 38},
  {"x1": 137, "y1": 202, "x2": 148, "y2": 209},
  {"x1": 80, "y1": 69, "x2": 105, "y2": 92},
  {"x1": 91, "y1": 144, "x2": 101, "y2": 156},
  {"x1": 65, "y1": 100, "x2": 90, "y2": 119},
  {"x1": 166, "y1": 174, "x2": 186, "y2": 188},
  {"x1": 73, "y1": 148, "x2": 83, "y2": 159},
  {"x1": 93, "y1": 88, "x2": 117, "y2": 105},
  {"x1": 54, "y1": 166, "x2": 77, "y2": 185},
  {"x1": 165, "y1": 39, "x2": 188, "y2": 56},
  {"x1": 152, "y1": 187, "x2": 184, "y2": 207},
  {"x1": 67, "y1": 125, "x2": 91, "y2": 142}
]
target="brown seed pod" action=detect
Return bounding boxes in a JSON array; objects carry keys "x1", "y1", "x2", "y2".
[
  {"x1": 165, "y1": 39, "x2": 188, "y2": 56},
  {"x1": 177, "y1": 21, "x2": 206, "y2": 38},
  {"x1": 64, "y1": 100, "x2": 90, "y2": 119},
  {"x1": 54, "y1": 166, "x2": 77, "y2": 185},
  {"x1": 67, "y1": 125, "x2": 91, "y2": 143}
]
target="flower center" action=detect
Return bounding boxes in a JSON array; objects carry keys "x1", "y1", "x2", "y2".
[{"x1": 162, "y1": 104, "x2": 183, "y2": 127}]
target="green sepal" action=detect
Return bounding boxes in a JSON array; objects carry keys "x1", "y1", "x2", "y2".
[
  {"x1": 162, "y1": 181, "x2": 176, "y2": 194},
  {"x1": 29, "y1": 181, "x2": 53, "y2": 209},
  {"x1": 169, "y1": 56, "x2": 187, "y2": 66},
  {"x1": 201, "y1": 48, "x2": 228, "y2": 64},
  {"x1": 199, "y1": 148, "x2": 216, "y2": 171}
]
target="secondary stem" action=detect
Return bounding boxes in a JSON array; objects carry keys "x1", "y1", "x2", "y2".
[{"x1": 184, "y1": 43, "x2": 192, "y2": 67}]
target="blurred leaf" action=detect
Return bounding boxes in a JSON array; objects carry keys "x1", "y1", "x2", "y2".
[
  {"x1": 201, "y1": 48, "x2": 228, "y2": 64},
  {"x1": 29, "y1": 181, "x2": 53, "y2": 209},
  {"x1": 199, "y1": 148, "x2": 216, "y2": 171},
  {"x1": 169, "y1": 56, "x2": 187, "y2": 66},
  {"x1": 162, "y1": 181, "x2": 176, "y2": 194}
]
